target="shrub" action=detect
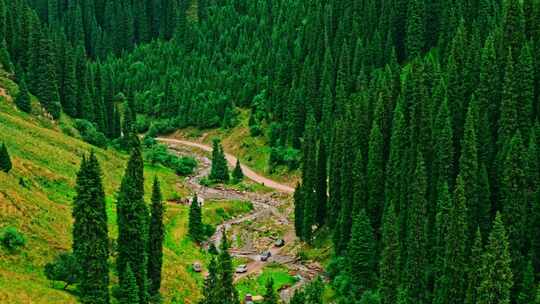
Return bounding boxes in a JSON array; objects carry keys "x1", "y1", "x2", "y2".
[
  {"x1": 44, "y1": 253, "x2": 81, "y2": 289},
  {"x1": 1, "y1": 227, "x2": 26, "y2": 252},
  {"x1": 134, "y1": 115, "x2": 150, "y2": 133},
  {"x1": 74, "y1": 119, "x2": 108, "y2": 148},
  {"x1": 144, "y1": 143, "x2": 198, "y2": 176}
]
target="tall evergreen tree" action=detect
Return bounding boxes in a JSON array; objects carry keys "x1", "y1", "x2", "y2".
[
  {"x1": 348, "y1": 209, "x2": 377, "y2": 298},
  {"x1": 476, "y1": 213, "x2": 514, "y2": 304},
  {"x1": 434, "y1": 175, "x2": 468, "y2": 304},
  {"x1": 0, "y1": 143, "x2": 12, "y2": 173},
  {"x1": 406, "y1": 0, "x2": 426, "y2": 59},
  {"x1": 401, "y1": 151, "x2": 428, "y2": 304},
  {"x1": 117, "y1": 141, "x2": 149, "y2": 304},
  {"x1": 209, "y1": 139, "x2": 229, "y2": 183},
  {"x1": 72, "y1": 152, "x2": 110, "y2": 304},
  {"x1": 465, "y1": 229, "x2": 483, "y2": 304},
  {"x1": 122, "y1": 263, "x2": 140, "y2": 304},
  {"x1": 148, "y1": 177, "x2": 164, "y2": 300},
  {"x1": 188, "y1": 194, "x2": 204, "y2": 243},
  {"x1": 216, "y1": 230, "x2": 239, "y2": 304},
  {"x1": 232, "y1": 159, "x2": 244, "y2": 182},
  {"x1": 15, "y1": 77, "x2": 32, "y2": 113},
  {"x1": 379, "y1": 202, "x2": 400, "y2": 304}
]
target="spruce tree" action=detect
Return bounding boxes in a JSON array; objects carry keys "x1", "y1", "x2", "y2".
[
  {"x1": 15, "y1": 77, "x2": 32, "y2": 113},
  {"x1": 72, "y1": 152, "x2": 110, "y2": 304},
  {"x1": 367, "y1": 120, "x2": 385, "y2": 232},
  {"x1": 517, "y1": 260, "x2": 535, "y2": 304},
  {"x1": 434, "y1": 175, "x2": 468, "y2": 304},
  {"x1": 294, "y1": 183, "x2": 304, "y2": 238},
  {"x1": 0, "y1": 142, "x2": 12, "y2": 173},
  {"x1": 459, "y1": 101, "x2": 479, "y2": 237},
  {"x1": 216, "y1": 230, "x2": 239, "y2": 304},
  {"x1": 379, "y1": 202, "x2": 400, "y2": 304},
  {"x1": 188, "y1": 194, "x2": 204, "y2": 243},
  {"x1": 123, "y1": 263, "x2": 140, "y2": 304},
  {"x1": 117, "y1": 141, "x2": 149, "y2": 304},
  {"x1": 402, "y1": 151, "x2": 429, "y2": 304},
  {"x1": 209, "y1": 139, "x2": 229, "y2": 183},
  {"x1": 232, "y1": 159, "x2": 244, "y2": 182},
  {"x1": 316, "y1": 138, "x2": 327, "y2": 226},
  {"x1": 476, "y1": 213, "x2": 513, "y2": 304},
  {"x1": 148, "y1": 177, "x2": 164, "y2": 300},
  {"x1": 406, "y1": 0, "x2": 426, "y2": 59},
  {"x1": 348, "y1": 209, "x2": 377, "y2": 298},
  {"x1": 500, "y1": 132, "x2": 527, "y2": 277},
  {"x1": 465, "y1": 229, "x2": 483, "y2": 304},
  {"x1": 199, "y1": 257, "x2": 219, "y2": 304}
]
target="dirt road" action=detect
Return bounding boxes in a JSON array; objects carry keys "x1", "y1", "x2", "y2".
[
  {"x1": 156, "y1": 137, "x2": 295, "y2": 194},
  {"x1": 161, "y1": 139, "x2": 320, "y2": 302}
]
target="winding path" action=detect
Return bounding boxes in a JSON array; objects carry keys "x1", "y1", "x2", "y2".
[
  {"x1": 157, "y1": 137, "x2": 295, "y2": 194},
  {"x1": 159, "y1": 137, "x2": 321, "y2": 302}
]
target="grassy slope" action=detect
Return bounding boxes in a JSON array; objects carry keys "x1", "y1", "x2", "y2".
[{"x1": 0, "y1": 77, "x2": 251, "y2": 303}]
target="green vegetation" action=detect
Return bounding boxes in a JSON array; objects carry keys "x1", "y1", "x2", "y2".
[
  {"x1": 236, "y1": 265, "x2": 297, "y2": 300},
  {"x1": 0, "y1": 142, "x2": 11, "y2": 173},
  {"x1": 0, "y1": 227, "x2": 25, "y2": 252},
  {"x1": 209, "y1": 138, "x2": 229, "y2": 183}
]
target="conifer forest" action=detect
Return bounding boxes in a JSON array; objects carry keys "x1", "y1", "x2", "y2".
[{"x1": 1, "y1": 0, "x2": 540, "y2": 303}]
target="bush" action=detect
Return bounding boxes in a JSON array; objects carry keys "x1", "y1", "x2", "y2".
[
  {"x1": 144, "y1": 143, "x2": 197, "y2": 176},
  {"x1": 44, "y1": 253, "x2": 81, "y2": 289},
  {"x1": 147, "y1": 119, "x2": 177, "y2": 137},
  {"x1": 74, "y1": 119, "x2": 108, "y2": 148},
  {"x1": 134, "y1": 115, "x2": 150, "y2": 133},
  {"x1": 1, "y1": 227, "x2": 26, "y2": 252}
]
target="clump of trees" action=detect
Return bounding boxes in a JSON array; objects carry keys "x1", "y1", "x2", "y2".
[
  {"x1": 144, "y1": 142, "x2": 197, "y2": 176},
  {"x1": 44, "y1": 142, "x2": 165, "y2": 303}
]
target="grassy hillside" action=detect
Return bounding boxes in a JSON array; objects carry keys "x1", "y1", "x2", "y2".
[{"x1": 0, "y1": 77, "x2": 251, "y2": 303}]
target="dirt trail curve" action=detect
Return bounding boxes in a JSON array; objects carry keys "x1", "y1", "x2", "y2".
[{"x1": 157, "y1": 137, "x2": 295, "y2": 194}]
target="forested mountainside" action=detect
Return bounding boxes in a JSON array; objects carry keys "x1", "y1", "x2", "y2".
[{"x1": 2, "y1": 0, "x2": 540, "y2": 303}]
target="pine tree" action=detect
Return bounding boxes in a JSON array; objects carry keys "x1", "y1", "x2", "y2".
[
  {"x1": 72, "y1": 152, "x2": 110, "y2": 304},
  {"x1": 315, "y1": 138, "x2": 327, "y2": 226},
  {"x1": 262, "y1": 278, "x2": 278, "y2": 304},
  {"x1": 459, "y1": 100, "x2": 479, "y2": 237},
  {"x1": 406, "y1": 0, "x2": 426, "y2": 59},
  {"x1": 500, "y1": 132, "x2": 527, "y2": 278},
  {"x1": 199, "y1": 256, "x2": 219, "y2": 304},
  {"x1": 15, "y1": 77, "x2": 32, "y2": 113},
  {"x1": 189, "y1": 194, "x2": 204, "y2": 243},
  {"x1": 348, "y1": 209, "x2": 377, "y2": 298},
  {"x1": 379, "y1": 202, "x2": 400, "y2": 304},
  {"x1": 232, "y1": 159, "x2": 244, "y2": 182},
  {"x1": 432, "y1": 97, "x2": 453, "y2": 194},
  {"x1": 0, "y1": 143, "x2": 12, "y2": 173},
  {"x1": 122, "y1": 263, "x2": 140, "y2": 304},
  {"x1": 294, "y1": 183, "x2": 304, "y2": 238},
  {"x1": 401, "y1": 151, "x2": 428, "y2": 304},
  {"x1": 517, "y1": 260, "x2": 535, "y2": 304},
  {"x1": 209, "y1": 139, "x2": 229, "y2": 183},
  {"x1": 476, "y1": 213, "x2": 513, "y2": 304},
  {"x1": 148, "y1": 177, "x2": 164, "y2": 300},
  {"x1": 216, "y1": 230, "x2": 239, "y2": 304},
  {"x1": 465, "y1": 229, "x2": 483, "y2": 304},
  {"x1": 367, "y1": 120, "x2": 385, "y2": 232},
  {"x1": 117, "y1": 141, "x2": 149, "y2": 304},
  {"x1": 36, "y1": 37, "x2": 61, "y2": 119},
  {"x1": 434, "y1": 175, "x2": 468, "y2": 304}
]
